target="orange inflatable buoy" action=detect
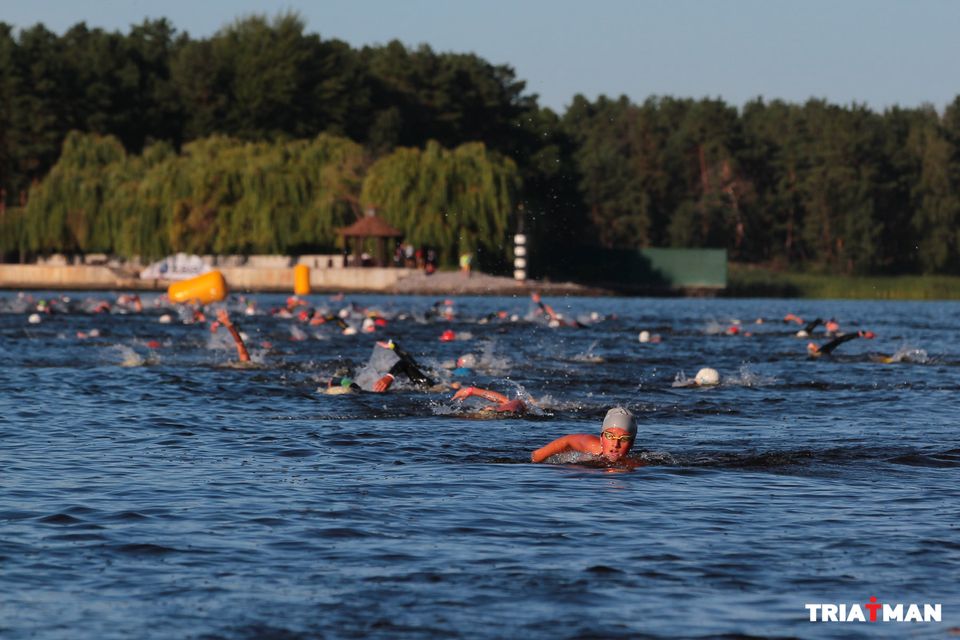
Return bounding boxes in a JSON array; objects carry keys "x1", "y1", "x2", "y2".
[
  {"x1": 293, "y1": 264, "x2": 310, "y2": 296},
  {"x1": 168, "y1": 271, "x2": 227, "y2": 305}
]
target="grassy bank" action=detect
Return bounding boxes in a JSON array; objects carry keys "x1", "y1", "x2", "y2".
[{"x1": 727, "y1": 264, "x2": 960, "y2": 299}]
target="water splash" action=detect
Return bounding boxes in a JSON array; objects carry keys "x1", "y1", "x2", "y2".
[{"x1": 111, "y1": 344, "x2": 145, "y2": 367}]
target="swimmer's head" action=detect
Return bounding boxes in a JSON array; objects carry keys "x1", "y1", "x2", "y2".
[
  {"x1": 456, "y1": 353, "x2": 477, "y2": 368},
  {"x1": 602, "y1": 407, "x2": 637, "y2": 437},
  {"x1": 694, "y1": 367, "x2": 720, "y2": 386},
  {"x1": 600, "y1": 407, "x2": 636, "y2": 461},
  {"x1": 638, "y1": 330, "x2": 650, "y2": 343}
]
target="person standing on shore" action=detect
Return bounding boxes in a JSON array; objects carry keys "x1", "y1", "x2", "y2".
[{"x1": 459, "y1": 252, "x2": 473, "y2": 278}]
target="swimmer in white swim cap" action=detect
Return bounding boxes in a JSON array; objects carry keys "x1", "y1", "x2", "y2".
[
  {"x1": 694, "y1": 367, "x2": 720, "y2": 386},
  {"x1": 531, "y1": 407, "x2": 637, "y2": 463}
]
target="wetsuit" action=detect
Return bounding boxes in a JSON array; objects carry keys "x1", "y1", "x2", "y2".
[
  {"x1": 801, "y1": 317, "x2": 823, "y2": 335},
  {"x1": 816, "y1": 332, "x2": 860, "y2": 356},
  {"x1": 387, "y1": 342, "x2": 435, "y2": 386},
  {"x1": 354, "y1": 341, "x2": 435, "y2": 390}
]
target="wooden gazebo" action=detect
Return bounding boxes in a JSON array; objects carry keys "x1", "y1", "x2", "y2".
[{"x1": 337, "y1": 211, "x2": 403, "y2": 267}]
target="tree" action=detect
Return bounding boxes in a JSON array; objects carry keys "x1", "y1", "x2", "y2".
[{"x1": 361, "y1": 140, "x2": 519, "y2": 268}]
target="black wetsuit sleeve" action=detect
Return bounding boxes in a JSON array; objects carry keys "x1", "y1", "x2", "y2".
[
  {"x1": 388, "y1": 353, "x2": 435, "y2": 387},
  {"x1": 325, "y1": 314, "x2": 348, "y2": 330},
  {"x1": 819, "y1": 332, "x2": 858, "y2": 355},
  {"x1": 802, "y1": 318, "x2": 823, "y2": 334}
]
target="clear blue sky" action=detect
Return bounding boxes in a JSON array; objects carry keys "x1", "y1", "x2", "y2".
[{"x1": 6, "y1": 0, "x2": 959, "y2": 113}]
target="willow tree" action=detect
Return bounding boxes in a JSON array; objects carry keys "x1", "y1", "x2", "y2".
[
  {"x1": 360, "y1": 140, "x2": 519, "y2": 267},
  {"x1": 115, "y1": 133, "x2": 365, "y2": 258},
  {"x1": 21, "y1": 131, "x2": 131, "y2": 255}
]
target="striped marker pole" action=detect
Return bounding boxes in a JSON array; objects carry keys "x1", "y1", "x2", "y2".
[{"x1": 513, "y1": 233, "x2": 527, "y2": 281}]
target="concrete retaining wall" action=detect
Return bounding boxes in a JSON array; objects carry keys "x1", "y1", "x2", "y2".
[{"x1": 0, "y1": 264, "x2": 417, "y2": 292}]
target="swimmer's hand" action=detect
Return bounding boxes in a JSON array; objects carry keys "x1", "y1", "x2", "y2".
[
  {"x1": 451, "y1": 386, "x2": 475, "y2": 401},
  {"x1": 216, "y1": 309, "x2": 232, "y2": 327},
  {"x1": 372, "y1": 373, "x2": 394, "y2": 392}
]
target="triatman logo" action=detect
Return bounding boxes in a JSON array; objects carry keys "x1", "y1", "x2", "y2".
[{"x1": 806, "y1": 597, "x2": 941, "y2": 623}]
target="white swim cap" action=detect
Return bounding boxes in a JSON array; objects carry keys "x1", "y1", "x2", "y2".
[
  {"x1": 639, "y1": 330, "x2": 650, "y2": 343},
  {"x1": 158, "y1": 314, "x2": 172, "y2": 324},
  {"x1": 27, "y1": 313, "x2": 41, "y2": 324},
  {"x1": 602, "y1": 407, "x2": 637, "y2": 436},
  {"x1": 457, "y1": 353, "x2": 477, "y2": 368},
  {"x1": 695, "y1": 367, "x2": 720, "y2": 386}
]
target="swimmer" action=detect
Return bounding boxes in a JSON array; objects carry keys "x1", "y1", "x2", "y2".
[
  {"x1": 531, "y1": 407, "x2": 636, "y2": 463},
  {"x1": 531, "y1": 292, "x2": 560, "y2": 322},
  {"x1": 450, "y1": 353, "x2": 476, "y2": 377},
  {"x1": 531, "y1": 292, "x2": 585, "y2": 328},
  {"x1": 324, "y1": 368, "x2": 362, "y2": 395},
  {"x1": 451, "y1": 386, "x2": 526, "y2": 414},
  {"x1": 807, "y1": 330, "x2": 875, "y2": 358},
  {"x1": 359, "y1": 340, "x2": 436, "y2": 392},
  {"x1": 214, "y1": 309, "x2": 250, "y2": 362},
  {"x1": 796, "y1": 317, "x2": 822, "y2": 338},
  {"x1": 672, "y1": 367, "x2": 720, "y2": 388}
]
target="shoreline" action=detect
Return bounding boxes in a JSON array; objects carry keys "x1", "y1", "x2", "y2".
[{"x1": 0, "y1": 263, "x2": 617, "y2": 297}]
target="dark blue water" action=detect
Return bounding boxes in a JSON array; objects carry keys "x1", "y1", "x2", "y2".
[{"x1": 1, "y1": 292, "x2": 957, "y2": 638}]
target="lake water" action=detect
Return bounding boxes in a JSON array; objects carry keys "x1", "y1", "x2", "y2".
[{"x1": 1, "y1": 292, "x2": 957, "y2": 639}]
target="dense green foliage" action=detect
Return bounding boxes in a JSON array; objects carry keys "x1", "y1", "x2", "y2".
[
  {"x1": 0, "y1": 131, "x2": 515, "y2": 265},
  {"x1": 361, "y1": 141, "x2": 518, "y2": 267},
  {"x1": 2, "y1": 14, "x2": 960, "y2": 275},
  {"x1": 727, "y1": 263, "x2": 960, "y2": 299}
]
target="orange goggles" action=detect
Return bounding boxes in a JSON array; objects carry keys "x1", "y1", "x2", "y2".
[{"x1": 602, "y1": 431, "x2": 634, "y2": 443}]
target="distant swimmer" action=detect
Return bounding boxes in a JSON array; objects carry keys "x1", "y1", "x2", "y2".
[
  {"x1": 214, "y1": 308, "x2": 251, "y2": 362},
  {"x1": 531, "y1": 407, "x2": 636, "y2": 464},
  {"x1": 672, "y1": 367, "x2": 720, "y2": 388},
  {"x1": 531, "y1": 292, "x2": 585, "y2": 328},
  {"x1": 324, "y1": 368, "x2": 362, "y2": 395},
  {"x1": 869, "y1": 346, "x2": 929, "y2": 365},
  {"x1": 807, "y1": 330, "x2": 875, "y2": 358},
  {"x1": 353, "y1": 340, "x2": 436, "y2": 392},
  {"x1": 796, "y1": 317, "x2": 823, "y2": 338},
  {"x1": 451, "y1": 386, "x2": 526, "y2": 414}
]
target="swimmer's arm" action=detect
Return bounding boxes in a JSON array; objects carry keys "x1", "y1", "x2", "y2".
[
  {"x1": 818, "y1": 332, "x2": 858, "y2": 355},
  {"x1": 216, "y1": 309, "x2": 250, "y2": 362},
  {"x1": 531, "y1": 434, "x2": 599, "y2": 463},
  {"x1": 372, "y1": 358, "x2": 419, "y2": 392},
  {"x1": 389, "y1": 358, "x2": 435, "y2": 387},
  {"x1": 372, "y1": 373, "x2": 394, "y2": 392},
  {"x1": 452, "y1": 386, "x2": 509, "y2": 405}
]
